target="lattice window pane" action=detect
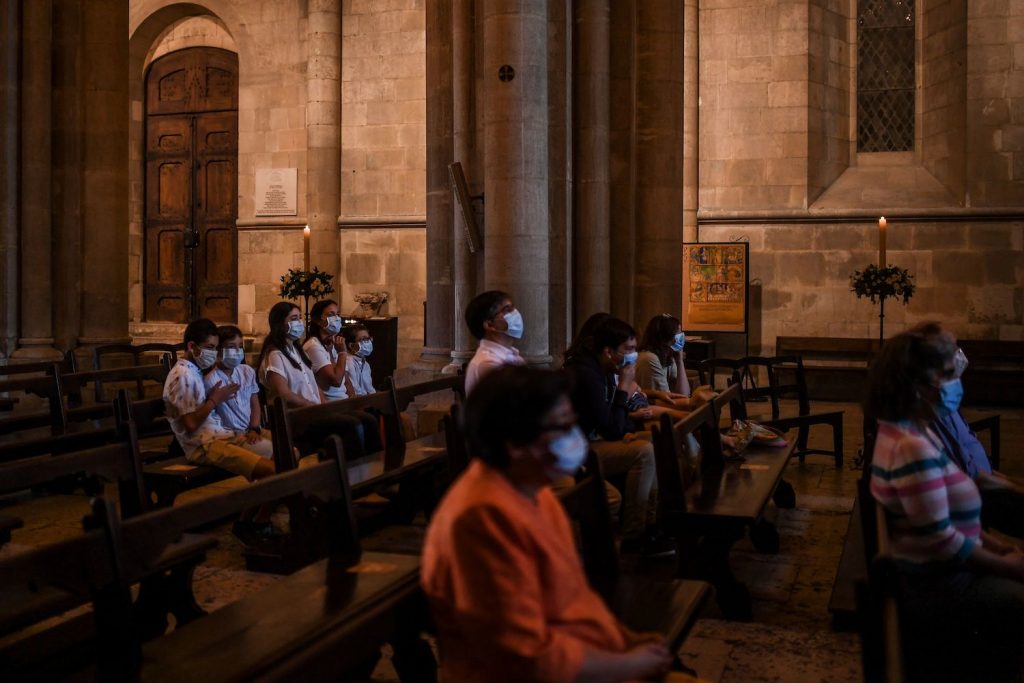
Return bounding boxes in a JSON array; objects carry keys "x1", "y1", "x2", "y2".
[{"x1": 857, "y1": 0, "x2": 915, "y2": 152}]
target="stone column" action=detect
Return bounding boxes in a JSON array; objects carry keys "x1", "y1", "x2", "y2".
[
  {"x1": 52, "y1": 0, "x2": 83, "y2": 353},
  {"x1": 572, "y1": 0, "x2": 610, "y2": 328},
  {"x1": 633, "y1": 0, "x2": 685, "y2": 327},
  {"x1": 14, "y1": 0, "x2": 60, "y2": 359},
  {"x1": 449, "y1": 0, "x2": 478, "y2": 371},
  {"x1": 0, "y1": 0, "x2": 19, "y2": 358},
  {"x1": 78, "y1": 0, "x2": 130, "y2": 347},
  {"x1": 483, "y1": 0, "x2": 550, "y2": 365},
  {"x1": 418, "y1": 0, "x2": 454, "y2": 371},
  {"x1": 682, "y1": 0, "x2": 699, "y2": 244},
  {"x1": 307, "y1": 0, "x2": 342, "y2": 280}
]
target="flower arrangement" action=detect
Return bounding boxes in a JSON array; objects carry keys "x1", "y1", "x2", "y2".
[
  {"x1": 850, "y1": 264, "x2": 915, "y2": 304},
  {"x1": 354, "y1": 291, "x2": 390, "y2": 316},
  {"x1": 279, "y1": 267, "x2": 335, "y2": 301}
]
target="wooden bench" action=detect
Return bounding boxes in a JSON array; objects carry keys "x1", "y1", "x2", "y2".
[
  {"x1": 557, "y1": 451, "x2": 712, "y2": 656},
  {"x1": 0, "y1": 372, "x2": 64, "y2": 436},
  {"x1": 775, "y1": 336, "x2": 878, "y2": 402},
  {"x1": 92, "y1": 342, "x2": 183, "y2": 402},
  {"x1": 0, "y1": 349, "x2": 77, "y2": 411},
  {"x1": 651, "y1": 384, "x2": 795, "y2": 620},
  {"x1": 0, "y1": 435, "x2": 433, "y2": 682},
  {"x1": 392, "y1": 374, "x2": 465, "y2": 439}
]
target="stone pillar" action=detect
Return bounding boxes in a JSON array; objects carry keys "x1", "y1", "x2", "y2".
[
  {"x1": 78, "y1": 0, "x2": 130, "y2": 347},
  {"x1": 449, "y1": 0, "x2": 478, "y2": 370},
  {"x1": 14, "y1": 0, "x2": 60, "y2": 359},
  {"x1": 52, "y1": 0, "x2": 83, "y2": 353},
  {"x1": 572, "y1": 0, "x2": 610, "y2": 328},
  {"x1": 633, "y1": 0, "x2": 685, "y2": 327},
  {"x1": 0, "y1": 0, "x2": 19, "y2": 358},
  {"x1": 483, "y1": 0, "x2": 550, "y2": 365},
  {"x1": 307, "y1": 0, "x2": 342, "y2": 280},
  {"x1": 682, "y1": 0, "x2": 699, "y2": 244},
  {"x1": 418, "y1": 0, "x2": 454, "y2": 371}
]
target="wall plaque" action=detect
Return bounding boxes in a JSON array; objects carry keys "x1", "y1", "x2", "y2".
[
  {"x1": 682, "y1": 242, "x2": 749, "y2": 334},
  {"x1": 255, "y1": 168, "x2": 297, "y2": 217}
]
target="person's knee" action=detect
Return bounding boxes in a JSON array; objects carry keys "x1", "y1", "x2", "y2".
[{"x1": 251, "y1": 458, "x2": 275, "y2": 480}]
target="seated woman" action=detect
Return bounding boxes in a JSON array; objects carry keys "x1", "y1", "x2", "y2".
[
  {"x1": 636, "y1": 314, "x2": 691, "y2": 410},
  {"x1": 422, "y1": 365, "x2": 695, "y2": 683},
  {"x1": 867, "y1": 324, "x2": 1024, "y2": 681}
]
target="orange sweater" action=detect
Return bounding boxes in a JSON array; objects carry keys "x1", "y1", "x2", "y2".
[{"x1": 422, "y1": 460, "x2": 629, "y2": 683}]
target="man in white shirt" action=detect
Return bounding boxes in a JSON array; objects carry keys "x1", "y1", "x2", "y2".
[{"x1": 463, "y1": 290, "x2": 527, "y2": 395}]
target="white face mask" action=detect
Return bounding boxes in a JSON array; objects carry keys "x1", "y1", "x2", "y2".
[
  {"x1": 357, "y1": 339, "x2": 373, "y2": 358},
  {"x1": 221, "y1": 348, "x2": 245, "y2": 370},
  {"x1": 325, "y1": 315, "x2": 342, "y2": 336},
  {"x1": 195, "y1": 347, "x2": 218, "y2": 370},
  {"x1": 503, "y1": 309, "x2": 524, "y2": 340},
  {"x1": 549, "y1": 426, "x2": 589, "y2": 476},
  {"x1": 287, "y1": 319, "x2": 305, "y2": 340}
]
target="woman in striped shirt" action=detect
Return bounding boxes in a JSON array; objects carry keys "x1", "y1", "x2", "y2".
[{"x1": 866, "y1": 323, "x2": 1024, "y2": 681}]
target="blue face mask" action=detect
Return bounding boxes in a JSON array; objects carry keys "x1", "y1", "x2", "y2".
[
  {"x1": 357, "y1": 340, "x2": 373, "y2": 358},
  {"x1": 670, "y1": 332, "x2": 686, "y2": 352},
  {"x1": 549, "y1": 426, "x2": 589, "y2": 476},
  {"x1": 287, "y1": 320, "x2": 305, "y2": 341},
  {"x1": 503, "y1": 309, "x2": 524, "y2": 340},
  {"x1": 325, "y1": 315, "x2": 342, "y2": 336},
  {"x1": 936, "y1": 378, "x2": 964, "y2": 415},
  {"x1": 618, "y1": 351, "x2": 639, "y2": 369},
  {"x1": 221, "y1": 348, "x2": 245, "y2": 370}
]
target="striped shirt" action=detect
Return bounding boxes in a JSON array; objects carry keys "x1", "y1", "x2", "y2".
[{"x1": 870, "y1": 420, "x2": 982, "y2": 565}]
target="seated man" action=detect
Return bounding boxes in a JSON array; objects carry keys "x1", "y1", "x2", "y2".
[
  {"x1": 564, "y1": 317, "x2": 665, "y2": 556},
  {"x1": 422, "y1": 365, "x2": 696, "y2": 683},
  {"x1": 463, "y1": 289, "x2": 526, "y2": 395},
  {"x1": 164, "y1": 318, "x2": 275, "y2": 482},
  {"x1": 922, "y1": 326, "x2": 1024, "y2": 539}
]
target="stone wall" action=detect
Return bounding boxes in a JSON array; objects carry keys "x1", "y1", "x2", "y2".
[
  {"x1": 967, "y1": 0, "x2": 1024, "y2": 206},
  {"x1": 339, "y1": 228, "x2": 426, "y2": 369},
  {"x1": 921, "y1": 0, "x2": 967, "y2": 198},
  {"x1": 699, "y1": 0, "x2": 811, "y2": 210},
  {"x1": 341, "y1": 0, "x2": 426, "y2": 220},
  {"x1": 807, "y1": 0, "x2": 851, "y2": 203},
  {"x1": 701, "y1": 220, "x2": 1024, "y2": 351}
]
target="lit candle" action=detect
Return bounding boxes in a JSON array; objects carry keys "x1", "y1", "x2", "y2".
[
  {"x1": 878, "y1": 216, "x2": 887, "y2": 266},
  {"x1": 303, "y1": 225, "x2": 311, "y2": 271}
]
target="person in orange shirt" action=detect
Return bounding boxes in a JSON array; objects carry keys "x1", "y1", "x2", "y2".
[{"x1": 422, "y1": 365, "x2": 696, "y2": 683}]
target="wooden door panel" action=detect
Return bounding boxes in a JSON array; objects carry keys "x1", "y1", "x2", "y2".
[{"x1": 145, "y1": 47, "x2": 237, "y2": 323}]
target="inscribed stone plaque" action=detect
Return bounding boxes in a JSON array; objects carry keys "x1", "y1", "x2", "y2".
[
  {"x1": 682, "y1": 242, "x2": 749, "y2": 334},
  {"x1": 255, "y1": 168, "x2": 297, "y2": 216}
]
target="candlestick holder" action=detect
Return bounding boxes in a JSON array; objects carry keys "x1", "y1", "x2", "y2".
[
  {"x1": 850, "y1": 264, "x2": 915, "y2": 345},
  {"x1": 279, "y1": 267, "x2": 336, "y2": 326}
]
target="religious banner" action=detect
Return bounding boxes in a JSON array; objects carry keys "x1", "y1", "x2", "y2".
[{"x1": 682, "y1": 242, "x2": 749, "y2": 333}]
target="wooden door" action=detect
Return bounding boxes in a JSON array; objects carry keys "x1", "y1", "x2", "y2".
[{"x1": 144, "y1": 47, "x2": 238, "y2": 322}]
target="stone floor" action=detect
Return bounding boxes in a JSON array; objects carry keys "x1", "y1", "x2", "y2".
[{"x1": 1, "y1": 399, "x2": 1019, "y2": 682}]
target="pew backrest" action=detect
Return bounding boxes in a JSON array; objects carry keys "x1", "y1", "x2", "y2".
[
  {"x1": 0, "y1": 349, "x2": 76, "y2": 379},
  {"x1": 0, "y1": 370, "x2": 65, "y2": 435},
  {"x1": 93, "y1": 343, "x2": 181, "y2": 402},
  {"x1": 391, "y1": 374, "x2": 465, "y2": 439}
]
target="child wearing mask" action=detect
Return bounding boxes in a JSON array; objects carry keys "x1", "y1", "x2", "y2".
[
  {"x1": 463, "y1": 290, "x2": 526, "y2": 395},
  {"x1": 343, "y1": 323, "x2": 377, "y2": 396},
  {"x1": 163, "y1": 318, "x2": 275, "y2": 481},
  {"x1": 204, "y1": 325, "x2": 273, "y2": 455}
]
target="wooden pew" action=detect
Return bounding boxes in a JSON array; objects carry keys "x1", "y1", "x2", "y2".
[
  {"x1": 391, "y1": 374, "x2": 465, "y2": 439},
  {"x1": 774, "y1": 336, "x2": 876, "y2": 402},
  {"x1": 92, "y1": 342, "x2": 183, "y2": 402},
  {"x1": 0, "y1": 371, "x2": 64, "y2": 435},
  {"x1": 651, "y1": 384, "x2": 795, "y2": 620},
  {"x1": 0, "y1": 349, "x2": 76, "y2": 411},
  {"x1": 0, "y1": 436, "x2": 433, "y2": 682},
  {"x1": 557, "y1": 451, "x2": 712, "y2": 656}
]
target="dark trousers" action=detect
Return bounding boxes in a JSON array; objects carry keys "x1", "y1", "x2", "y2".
[{"x1": 982, "y1": 486, "x2": 1024, "y2": 539}]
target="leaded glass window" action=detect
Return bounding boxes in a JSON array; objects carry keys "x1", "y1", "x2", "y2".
[{"x1": 857, "y1": 0, "x2": 915, "y2": 152}]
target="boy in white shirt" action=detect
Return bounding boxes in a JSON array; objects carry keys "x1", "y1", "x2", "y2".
[
  {"x1": 163, "y1": 319, "x2": 274, "y2": 481},
  {"x1": 343, "y1": 323, "x2": 377, "y2": 396},
  {"x1": 204, "y1": 324, "x2": 274, "y2": 453}
]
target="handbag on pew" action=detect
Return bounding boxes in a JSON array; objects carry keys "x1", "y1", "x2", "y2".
[{"x1": 723, "y1": 419, "x2": 787, "y2": 462}]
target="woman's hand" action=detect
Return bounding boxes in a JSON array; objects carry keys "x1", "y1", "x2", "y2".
[
  {"x1": 630, "y1": 407, "x2": 654, "y2": 421},
  {"x1": 332, "y1": 334, "x2": 347, "y2": 353}
]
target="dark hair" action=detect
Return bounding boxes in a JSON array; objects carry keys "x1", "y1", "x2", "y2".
[
  {"x1": 256, "y1": 301, "x2": 312, "y2": 372},
  {"x1": 184, "y1": 318, "x2": 218, "y2": 347},
  {"x1": 564, "y1": 312, "x2": 611, "y2": 362},
  {"x1": 863, "y1": 321, "x2": 956, "y2": 424},
  {"x1": 217, "y1": 325, "x2": 244, "y2": 347},
  {"x1": 640, "y1": 314, "x2": 681, "y2": 366},
  {"x1": 465, "y1": 290, "x2": 511, "y2": 340},
  {"x1": 342, "y1": 322, "x2": 368, "y2": 346},
  {"x1": 592, "y1": 317, "x2": 636, "y2": 355},
  {"x1": 308, "y1": 299, "x2": 338, "y2": 343},
  {"x1": 464, "y1": 365, "x2": 572, "y2": 469}
]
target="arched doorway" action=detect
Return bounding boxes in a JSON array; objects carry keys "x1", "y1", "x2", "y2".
[{"x1": 144, "y1": 46, "x2": 237, "y2": 323}]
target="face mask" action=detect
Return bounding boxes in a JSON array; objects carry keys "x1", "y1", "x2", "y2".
[
  {"x1": 618, "y1": 351, "x2": 639, "y2": 369},
  {"x1": 670, "y1": 332, "x2": 686, "y2": 352},
  {"x1": 357, "y1": 340, "x2": 374, "y2": 358},
  {"x1": 287, "y1": 320, "x2": 305, "y2": 340},
  {"x1": 195, "y1": 347, "x2": 218, "y2": 370},
  {"x1": 503, "y1": 309, "x2": 524, "y2": 340},
  {"x1": 325, "y1": 315, "x2": 342, "y2": 336},
  {"x1": 221, "y1": 348, "x2": 245, "y2": 370},
  {"x1": 549, "y1": 426, "x2": 589, "y2": 476},
  {"x1": 936, "y1": 378, "x2": 964, "y2": 415}
]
